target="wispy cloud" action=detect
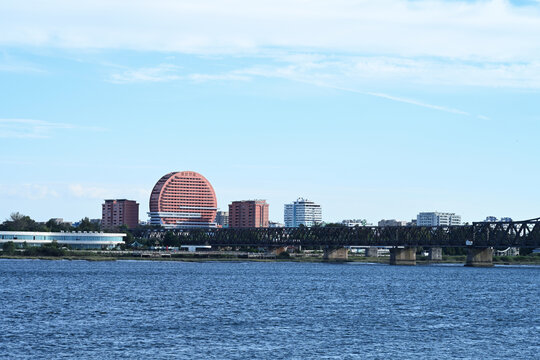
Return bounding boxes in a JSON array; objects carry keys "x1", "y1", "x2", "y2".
[
  {"x1": 217, "y1": 63, "x2": 484, "y2": 117},
  {"x1": 0, "y1": 182, "x2": 148, "y2": 202},
  {"x1": 0, "y1": 184, "x2": 59, "y2": 200},
  {"x1": 109, "y1": 64, "x2": 183, "y2": 84},
  {"x1": 0, "y1": 63, "x2": 44, "y2": 73},
  {"x1": 1, "y1": 1, "x2": 540, "y2": 62},
  {"x1": 68, "y1": 184, "x2": 149, "y2": 200},
  {"x1": 109, "y1": 64, "x2": 250, "y2": 84},
  {"x1": 0, "y1": 119, "x2": 105, "y2": 139},
  {"x1": 108, "y1": 59, "x2": 491, "y2": 116}
]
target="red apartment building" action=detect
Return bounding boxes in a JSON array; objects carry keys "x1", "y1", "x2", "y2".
[
  {"x1": 228, "y1": 200, "x2": 269, "y2": 228},
  {"x1": 148, "y1": 171, "x2": 218, "y2": 228},
  {"x1": 102, "y1": 199, "x2": 139, "y2": 229}
]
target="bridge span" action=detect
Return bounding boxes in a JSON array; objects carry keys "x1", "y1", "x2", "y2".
[{"x1": 145, "y1": 217, "x2": 540, "y2": 266}]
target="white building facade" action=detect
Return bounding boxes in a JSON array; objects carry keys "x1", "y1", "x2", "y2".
[
  {"x1": 284, "y1": 198, "x2": 322, "y2": 228},
  {"x1": 417, "y1": 212, "x2": 461, "y2": 226},
  {"x1": 0, "y1": 231, "x2": 125, "y2": 249}
]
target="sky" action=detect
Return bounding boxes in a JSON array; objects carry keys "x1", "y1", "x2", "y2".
[{"x1": 1, "y1": 0, "x2": 540, "y2": 224}]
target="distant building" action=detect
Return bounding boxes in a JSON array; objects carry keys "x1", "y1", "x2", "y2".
[
  {"x1": 0, "y1": 231, "x2": 125, "y2": 249},
  {"x1": 229, "y1": 200, "x2": 269, "y2": 228},
  {"x1": 342, "y1": 219, "x2": 369, "y2": 227},
  {"x1": 284, "y1": 198, "x2": 322, "y2": 228},
  {"x1": 148, "y1": 171, "x2": 217, "y2": 229},
  {"x1": 102, "y1": 199, "x2": 139, "y2": 229},
  {"x1": 378, "y1": 219, "x2": 408, "y2": 227},
  {"x1": 485, "y1": 216, "x2": 513, "y2": 222},
  {"x1": 407, "y1": 219, "x2": 417, "y2": 226},
  {"x1": 417, "y1": 212, "x2": 461, "y2": 226},
  {"x1": 215, "y1": 211, "x2": 229, "y2": 227},
  {"x1": 269, "y1": 221, "x2": 284, "y2": 228}
]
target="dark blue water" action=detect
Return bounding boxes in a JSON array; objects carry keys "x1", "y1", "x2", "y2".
[{"x1": 0, "y1": 260, "x2": 538, "y2": 359}]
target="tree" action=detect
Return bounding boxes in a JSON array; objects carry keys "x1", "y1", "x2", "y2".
[
  {"x1": 76, "y1": 217, "x2": 101, "y2": 232},
  {"x1": 45, "y1": 219, "x2": 73, "y2": 232},
  {"x1": 2, "y1": 241, "x2": 16, "y2": 255},
  {"x1": 163, "y1": 231, "x2": 180, "y2": 247},
  {"x1": 1, "y1": 212, "x2": 46, "y2": 232}
]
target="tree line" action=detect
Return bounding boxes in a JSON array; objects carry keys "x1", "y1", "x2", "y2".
[{"x1": 0, "y1": 212, "x2": 102, "y2": 232}]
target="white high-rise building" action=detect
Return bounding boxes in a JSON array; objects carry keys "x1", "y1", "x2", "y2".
[
  {"x1": 284, "y1": 198, "x2": 322, "y2": 228},
  {"x1": 417, "y1": 212, "x2": 461, "y2": 226}
]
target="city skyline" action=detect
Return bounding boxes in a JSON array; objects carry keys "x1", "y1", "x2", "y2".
[{"x1": 1, "y1": 1, "x2": 540, "y2": 224}]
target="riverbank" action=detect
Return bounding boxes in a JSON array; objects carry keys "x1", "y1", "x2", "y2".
[{"x1": 2, "y1": 252, "x2": 540, "y2": 265}]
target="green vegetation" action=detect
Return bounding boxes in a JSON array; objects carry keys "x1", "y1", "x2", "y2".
[
  {"x1": 23, "y1": 241, "x2": 66, "y2": 257},
  {"x1": 0, "y1": 212, "x2": 104, "y2": 233},
  {"x1": 0, "y1": 212, "x2": 47, "y2": 232},
  {"x1": 2, "y1": 241, "x2": 16, "y2": 255}
]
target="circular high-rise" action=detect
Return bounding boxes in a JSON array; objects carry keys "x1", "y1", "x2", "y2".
[{"x1": 148, "y1": 171, "x2": 217, "y2": 228}]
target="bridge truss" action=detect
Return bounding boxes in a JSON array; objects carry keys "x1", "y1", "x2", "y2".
[{"x1": 145, "y1": 218, "x2": 540, "y2": 248}]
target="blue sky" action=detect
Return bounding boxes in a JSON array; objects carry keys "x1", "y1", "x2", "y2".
[{"x1": 1, "y1": 0, "x2": 540, "y2": 224}]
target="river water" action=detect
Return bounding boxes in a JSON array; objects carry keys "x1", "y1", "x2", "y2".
[{"x1": 0, "y1": 259, "x2": 538, "y2": 359}]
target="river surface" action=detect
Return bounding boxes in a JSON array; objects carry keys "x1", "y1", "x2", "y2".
[{"x1": 0, "y1": 259, "x2": 538, "y2": 359}]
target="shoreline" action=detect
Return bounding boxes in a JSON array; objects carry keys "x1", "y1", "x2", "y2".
[{"x1": 2, "y1": 254, "x2": 540, "y2": 266}]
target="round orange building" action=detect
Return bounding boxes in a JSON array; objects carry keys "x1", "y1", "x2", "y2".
[{"x1": 148, "y1": 171, "x2": 217, "y2": 228}]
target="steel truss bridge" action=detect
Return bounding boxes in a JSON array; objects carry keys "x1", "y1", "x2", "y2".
[{"x1": 145, "y1": 217, "x2": 540, "y2": 248}]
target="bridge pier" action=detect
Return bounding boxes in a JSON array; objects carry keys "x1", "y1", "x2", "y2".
[
  {"x1": 428, "y1": 247, "x2": 442, "y2": 261},
  {"x1": 390, "y1": 247, "x2": 416, "y2": 265},
  {"x1": 465, "y1": 247, "x2": 493, "y2": 267},
  {"x1": 323, "y1": 247, "x2": 348, "y2": 261},
  {"x1": 365, "y1": 247, "x2": 379, "y2": 257}
]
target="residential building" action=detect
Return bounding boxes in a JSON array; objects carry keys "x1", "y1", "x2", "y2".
[
  {"x1": 102, "y1": 199, "x2": 139, "y2": 229},
  {"x1": 228, "y1": 200, "x2": 269, "y2": 228},
  {"x1": 417, "y1": 212, "x2": 461, "y2": 226},
  {"x1": 148, "y1": 171, "x2": 217, "y2": 229},
  {"x1": 378, "y1": 219, "x2": 408, "y2": 227},
  {"x1": 215, "y1": 211, "x2": 229, "y2": 227},
  {"x1": 0, "y1": 231, "x2": 125, "y2": 249},
  {"x1": 342, "y1": 219, "x2": 370, "y2": 227},
  {"x1": 284, "y1": 198, "x2": 322, "y2": 228},
  {"x1": 485, "y1": 216, "x2": 513, "y2": 223}
]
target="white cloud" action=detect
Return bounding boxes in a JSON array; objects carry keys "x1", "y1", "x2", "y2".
[
  {"x1": 0, "y1": 119, "x2": 105, "y2": 139},
  {"x1": 68, "y1": 184, "x2": 149, "y2": 200},
  {"x1": 109, "y1": 64, "x2": 251, "y2": 83},
  {"x1": 1, "y1": 0, "x2": 539, "y2": 62},
  {"x1": 0, "y1": 182, "x2": 148, "y2": 202},
  {"x1": 5, "y1": 1, "x2": 539, "y2": 89},
  {"x1": 109, "y1": 64, "x2": 183, "y2": 84},
  {"x1": 187, "y1": 73, "x2": 250, "y2": 82},
  {"x1": 0, "y1": 63, "x2": 44, "y2": 73},
  {"x1": 0, "y1": 184, "x2": 59, "y2": 200}
]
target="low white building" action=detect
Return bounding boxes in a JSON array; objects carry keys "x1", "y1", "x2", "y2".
[{"x1": 0, "y1": 231, "x2": 125, "y2": 249}]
